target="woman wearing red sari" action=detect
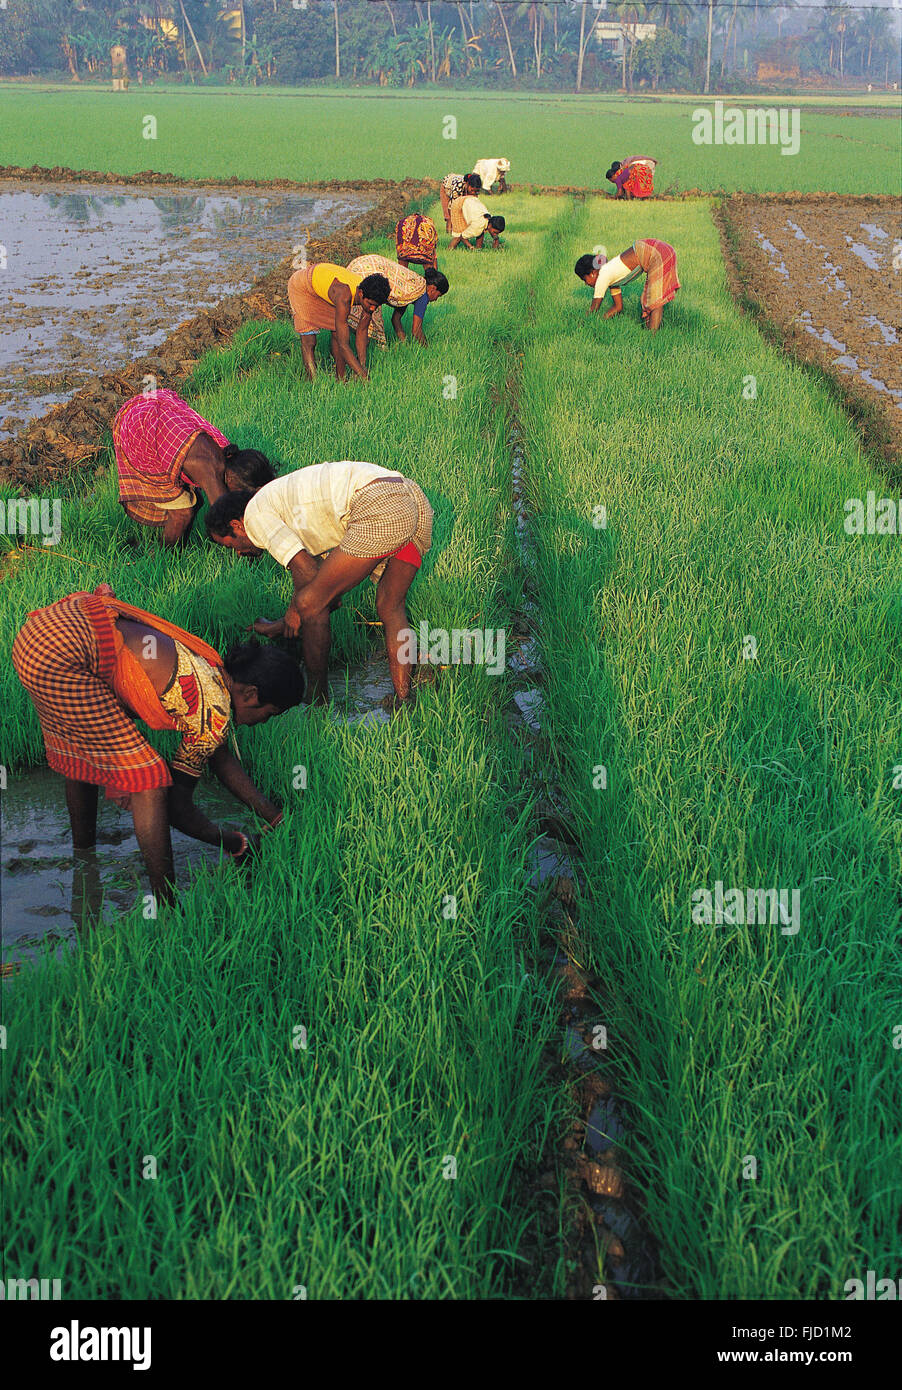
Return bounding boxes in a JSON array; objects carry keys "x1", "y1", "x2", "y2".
[{"x1": 607, "y1": 156, "x2": 657, "y2": 199}]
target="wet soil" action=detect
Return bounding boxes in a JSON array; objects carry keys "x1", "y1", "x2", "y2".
[
  {"x1": 0, "y1": 182, "x2": 376, "y2": 438},
  {"x1": 0, "y1": 766, "x2": 246, "y2": 963},
  {"x1": 716, "y1": 194, "x2": 901, "y2": 467},
  {"x1": 0, "y1": 171, "x2": 435, "y2": 491}
]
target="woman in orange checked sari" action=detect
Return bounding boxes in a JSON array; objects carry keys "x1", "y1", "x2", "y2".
[{"x1": 12, "y1": 587, "x2": 304, "y2": 904}]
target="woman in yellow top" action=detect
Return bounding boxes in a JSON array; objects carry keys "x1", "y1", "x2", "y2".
[{"x1": 286, "y1": 261, "x2": 390, "y2": 381}]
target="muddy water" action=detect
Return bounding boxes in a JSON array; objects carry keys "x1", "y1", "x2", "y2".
[
  {"x1": 0, "y1": 766, "x2": 249, "y2": 962},
  {"x1": 0, "y1": 655, "x2": 400, "y2": 962},
  {"x1": 0, "y1": 182, "x2": 375, "y2": 436}
]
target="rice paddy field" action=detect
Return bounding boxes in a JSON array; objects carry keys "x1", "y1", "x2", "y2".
[
  {"x1": 1, "y1": 91, "x2": 901, "y2": 1312},
  {"x1": 1, "y1": 84, "x2": 899, "y2": 192}
]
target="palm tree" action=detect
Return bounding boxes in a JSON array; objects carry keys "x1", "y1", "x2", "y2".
[
  {"x1": 611, "y1": 2, "x2": 648, "y2": 91},
  {"x1": 576, "y1": 0, "x2": 606, "y2": 92},
  {"x1": 334, "y1": 0, "x2": 340, "y2": 79},
  {"x1": 857, "y1": 7, "x2": 891, "y2": 74},
  {"x1": 494, "y1": 0, "x2": 517, "y2": 80}
]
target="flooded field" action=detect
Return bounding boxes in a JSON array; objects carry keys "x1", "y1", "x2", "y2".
[
  {"x1": 0, "y1": 766, "x2": 246, "y2": 964},
  {"x1": 0, "y1": 181, "x2": 375, "y2": 437},
  {"x1": 727, "y1": 196, "x2": 901, "y2": 452}
]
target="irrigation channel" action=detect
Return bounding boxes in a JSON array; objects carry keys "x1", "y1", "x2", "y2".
[{"x1": 504, "y1": 366, "x2": 660, "y2": 1299}]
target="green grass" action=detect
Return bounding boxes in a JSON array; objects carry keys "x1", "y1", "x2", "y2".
[
  {"x1": 0, "y1": 207, "x2": 571, "y2": 1299},
  {"x1": 3, "y1": 187, "x2": 900, "y2": 1299},
  {"x1": 0, "y1": 84, "x2": 899, "y2": 192},
  {"x1": 512, "y1": 196, "x2": 902, "y2": 1298}
]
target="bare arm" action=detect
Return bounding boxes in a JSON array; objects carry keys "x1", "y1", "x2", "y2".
[
  {"x1": 411, "y1": 313, "x2": 428, "y2": 347},
  {"x1": 330, "y1": 282, "x2": 368, "y2": 379},
  {"x1": 167, "y1": 770, "x2": 245, "y2": 852},
  {"x1": 208, "y1": 745, "x2": 281, "y2": 825},
  {"x1": 355, "y1": 313, "x2": 371, "y2": 367},
  {"x1": 182, "y1": 433, "x2": 227, "y2": 502}
]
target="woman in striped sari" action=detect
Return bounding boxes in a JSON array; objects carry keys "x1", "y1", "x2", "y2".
[{"x1": 346, "y1": 254, "x2": 449, "y2": 349}]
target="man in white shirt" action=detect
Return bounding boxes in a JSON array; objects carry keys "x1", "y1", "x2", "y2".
[
  {"x1": 205, "y1": 462, "x2": 433, "y2": 706},
  {"x1": 472, "y1": 158, "x2": 510, "y2": 194},
  {"x1": 448, "y1": 194, "x2": 505, "y2": 250}
]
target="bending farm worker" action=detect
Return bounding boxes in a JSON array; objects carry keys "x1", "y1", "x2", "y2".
[
  {"x1": 286, "y1": 261, "x2": 390, "y2": 381},
  {"x1": 346, "y1": 253, "x2": 449, "y2": 348},
  {"x1": 471, "y1": 157, "x2": 510, "y2": 194},
  {"x1": 439, "y1": 171, "x2": 482, "y2": 231},
  {"x1": 395, "y1": 212, "x2": 439, "y2": 269},
  {"x1": 12, "y1": 587, "x2": 304, "y2": 905},
  {"x1": 206, "y1": 462, "x2": 433, "y2": 708},
  {"x1": 448, "y1": 192, "x2": 505, "y2": 250},
  {"x1": 574, "y1": 239, "x2": 680, "y2": 334},
  {"x1": 113, "y1": 388, "x2": 276, "y2": 547},
  {"x1": 606, "y1": 156, "x2": 657, "y2": 199}
]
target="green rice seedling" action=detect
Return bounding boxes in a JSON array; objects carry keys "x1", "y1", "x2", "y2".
[
  {"x1": 513, "y1": 195, "x2": 902, "y2": 1298},
  {"x1": 0, "y1": 86, "x2": 897, "y2": 193},
  {"x1": 1, "y1": 198, "x2": 571, "y2": 1299}
]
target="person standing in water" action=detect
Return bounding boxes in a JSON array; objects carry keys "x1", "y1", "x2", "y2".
[
  {"x1": 205, "y1": 461, "x2": 433, "y2": 708},
  {"x1": 12, "y1": 586, "x2": 304, "y2": 904}
]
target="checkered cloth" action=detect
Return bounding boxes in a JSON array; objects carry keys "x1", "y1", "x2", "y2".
[
  {"x1": 12, "y1": 591, "x2": 231, "y2": 797},
  {"x1": 346, "y1": 255, "x2": 427, "y2": 347},
  {"x1": 113, "y1": 390, "x2": 230, "y2": 521},
  {"x1": 338, "y1": 478, "x2": 433, "y2": 564},
  {"x1": 633, "y1": 239, "x2": 680, "y2": 316},
  {"x1": 12, "y1": 591, "x2": 173, "y2": 797}
]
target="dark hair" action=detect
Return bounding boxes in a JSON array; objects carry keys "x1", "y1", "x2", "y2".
[
  {"x1": 224, "y1": 640, "x2": 305, "y2": 710},
  {"x1": 465, "y1": 173, "x2": 482, "y2": 191},
  {"x1": 205, "y1": 490, "x2": 254, "y2": 539},
  {"x1": 360, "y1": 273, "x2": 390, "y2": 305},
  {"x1": 574, "y1": 254, "x2": 597, "y2": 281},
  {"x1": 606, "y1": 163, "x2": 621, "y2": 179},
  {"x1": 488, "y1": 216, "x2": 505, "y2": 232},
  {"x1": 222, "y1": 445, "x2": 277, "y2": 490},
  {"x1": 424, "y1": 268, "x2": 449, "y2": 295}
]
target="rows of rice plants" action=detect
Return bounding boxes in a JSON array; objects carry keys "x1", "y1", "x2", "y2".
[
  {"x1": 1, "y1": 86, "x2": 898, "y2": 194},
  {"x1": 512, "y1": 196, "x2": 902, "y2": 1297},
  {"x1": 0, "y1": 201, "x2": 574, "y2": 1298}
]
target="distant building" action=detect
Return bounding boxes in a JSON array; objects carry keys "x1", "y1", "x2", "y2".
[{"x1": 596, "y1": 22, "x2": 657, "y2": 62}]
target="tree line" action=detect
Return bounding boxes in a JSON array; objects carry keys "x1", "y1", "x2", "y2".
[{"x1": 0, "y1": 1, "x2": 897, "y2": 90}]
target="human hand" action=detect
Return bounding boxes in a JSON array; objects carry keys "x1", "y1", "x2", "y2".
[
  {"x1": 282, "y1": 607, "x2": 302, "y2": 638},
  {"x1": 251, "y1": 617, "x2": 286, "y2": 638}
]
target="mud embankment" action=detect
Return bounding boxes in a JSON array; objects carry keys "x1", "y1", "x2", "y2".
[{"x1": 0, "y1": 170, "x2": 436, "y2": 491}]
